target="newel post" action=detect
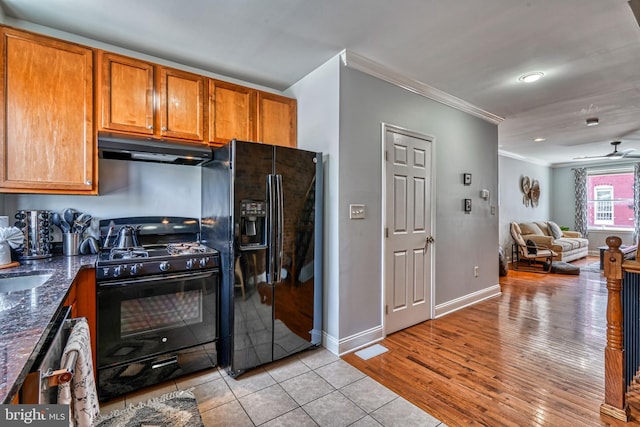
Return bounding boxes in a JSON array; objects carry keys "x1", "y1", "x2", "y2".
[{"x1": 600, "y1": 236, "x2": 630, "y2": 421}]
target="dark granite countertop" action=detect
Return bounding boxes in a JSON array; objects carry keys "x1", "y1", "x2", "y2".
[{"x1": 0, "y1": 255, "x2": 96, "y2": 403}]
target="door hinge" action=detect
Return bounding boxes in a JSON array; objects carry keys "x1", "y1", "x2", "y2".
[
  {"x1": 385, "y1": 305, "x2": 388, "y2": 315},
  {"x1": 385, "y1": 228, "x2": 389, "y2": 238}
]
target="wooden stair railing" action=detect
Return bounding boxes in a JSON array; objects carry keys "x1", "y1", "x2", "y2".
[
  {"x1": 602, "y1": 235, "x2": 639, "y2": 421},
  {"x1": 602, "y1": 236, "x2": 628, "y2": 420}
]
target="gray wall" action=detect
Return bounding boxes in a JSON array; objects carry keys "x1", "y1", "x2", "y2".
[
  {"x1": 339, "y1": 66, "x2": 498, "y2": 335},
  {"x1": 550, "y1": 166, "x2": 575, "y2": 230},
  {"x1": 498, "y1": 155, "x2": 552, "y2": 260},
  {"x1": 292, "y1": 55, "x2": 499, "y2": 354}
]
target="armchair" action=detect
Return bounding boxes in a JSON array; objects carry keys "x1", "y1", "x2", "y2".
[{"x1": 510, "y1": 222, "x2": 557, "y2": 273}]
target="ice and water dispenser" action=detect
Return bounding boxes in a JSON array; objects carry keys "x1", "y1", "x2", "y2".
[{"x1": 239, "y1": 200, "x2": 267, "y2": 248}]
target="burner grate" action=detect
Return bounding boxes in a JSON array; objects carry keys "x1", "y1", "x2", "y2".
[
  {"x1": 166, "y1": 242, "x2": 211, "y2": 255},
  {"x1": 110, "y1": 247, "x2": 149, "y2": 260}
]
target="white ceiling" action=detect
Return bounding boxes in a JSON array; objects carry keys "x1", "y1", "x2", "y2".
[{"x1": 2, "y1": 0, "x2": 640, "y2": 166}]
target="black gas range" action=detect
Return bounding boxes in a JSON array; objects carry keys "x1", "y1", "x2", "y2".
[{"x1": 95, "y1": 216, "x2": 220, "y2": 401}]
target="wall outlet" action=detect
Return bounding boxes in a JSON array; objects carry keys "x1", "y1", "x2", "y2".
[
  {"x1": 474, "y1": 266, "x2": 479, "y2": 277},
  {"x1": 350, "y1": 204, "x2": 366, "y2": 219}
]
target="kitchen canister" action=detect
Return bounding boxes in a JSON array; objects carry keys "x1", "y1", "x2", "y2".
[
  {"x1": 62, "y1": 232, "x2": 80, "y2": 256},
  {"x1": 14, "y1": 210, "x2": 53, "y2": 260}
]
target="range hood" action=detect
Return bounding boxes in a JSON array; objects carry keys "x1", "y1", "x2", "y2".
[{"x1": 98, "y1": 133, "x2": 212, "y2": 166}]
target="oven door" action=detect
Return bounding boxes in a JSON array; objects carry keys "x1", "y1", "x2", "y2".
[{"x1": 97, "y1": 270, "x2": 218, "y2": 369}]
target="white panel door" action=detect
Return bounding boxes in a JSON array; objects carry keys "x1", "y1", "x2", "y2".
[{"x1": 384, "y1": 126, "x2": 433, "y2": 334}]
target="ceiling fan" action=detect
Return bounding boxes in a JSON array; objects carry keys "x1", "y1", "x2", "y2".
[{"x1": 573, "y1": 141, "x2": 640, "y2": 160}]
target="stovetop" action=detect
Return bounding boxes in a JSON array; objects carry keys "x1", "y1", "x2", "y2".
[
  {"x1": 96, "y1": 216, "x2": 220, "y2": 281},
  {"x1": 100, "y1": 242, "x2": 215, "y2": 262}
]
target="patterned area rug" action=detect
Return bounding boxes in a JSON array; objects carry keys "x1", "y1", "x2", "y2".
[{"x1": 94, "y1": 389, "x2": 203, "y2": 427}]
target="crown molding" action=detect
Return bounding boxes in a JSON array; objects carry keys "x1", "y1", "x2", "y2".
[
  {"x1": 340, "y1": 50, "x2": 504, "y2": 125},
  {"x1": 498, "y1": 149, "x2": 550, "y2": 167}
]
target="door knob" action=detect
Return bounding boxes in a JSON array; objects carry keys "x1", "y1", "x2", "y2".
[{"x1": 424, "y1": 236, "x2": 434, "y2": 251}]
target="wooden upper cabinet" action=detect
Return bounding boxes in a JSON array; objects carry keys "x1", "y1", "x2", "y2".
[
  {"x1": 98, "y1": 51, "x2": 154, "y2": 135},
  {"x1": 0, "y1": 27, "x2": 95, "y2": 193},
  {"x1": 158, "y1": 67, "x2": 205, "y2": 141},
  {"x1": 209, "y1": 79, "x2": 256, "y2": 144},
  {"x1": 257, "y1": 91, "x2": 297, "y2": 147},
  {"x1": 98, "y1": 52, "x2": 205, "y2": 142}
]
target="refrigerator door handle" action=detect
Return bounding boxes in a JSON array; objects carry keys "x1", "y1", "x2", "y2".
[
  {"x1": 275, "y1": 174, "x2": 284, "y2": 283},
  {"x1": 267, "y1": 174, "x2": 276, "y2": 284}
]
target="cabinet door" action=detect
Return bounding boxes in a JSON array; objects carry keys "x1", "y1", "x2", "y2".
[
  {"x1": 158, "y1": 67, "x2": 205, "y2": 141},
  {"x1": 209, "y1": 79, "x2": 256, "y2": 144},
  {"x1": 98, "y1": 51, "x2": 154, "y2": 135},
  {"x1": 257, "y1": 91, "x2": 297, "y2": 147},
  {"x1": 0, "y1": 28, "x2": 95, "y2": 193}
]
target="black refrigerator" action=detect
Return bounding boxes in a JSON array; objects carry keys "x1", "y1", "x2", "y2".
[{"x1": 201, "y1": 140, "x2": 323, "y2": 376}]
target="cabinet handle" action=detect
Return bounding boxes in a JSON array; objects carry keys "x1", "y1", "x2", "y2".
[
  {"x1": 161, "y1": 126, "x2": 167, "y2": 131},
  {"x1": 85, "y1": 180, "x2": 92, "y2": 186},
  {"x1": 147, "y1": 125, "x2": 153, "y2": 129}
]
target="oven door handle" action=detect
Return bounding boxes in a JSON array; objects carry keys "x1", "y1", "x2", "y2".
[{"x1": 97, "y1": 271, "x2": 216, "y2": 288}]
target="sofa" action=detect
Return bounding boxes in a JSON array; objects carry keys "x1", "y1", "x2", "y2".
[{"x1": 512, "y1": 221, "x2": 589, "y2": 263}]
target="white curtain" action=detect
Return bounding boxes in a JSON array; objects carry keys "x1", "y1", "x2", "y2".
[{"x1": 574, "y1": 168, "x2": 588, "y2": 237}]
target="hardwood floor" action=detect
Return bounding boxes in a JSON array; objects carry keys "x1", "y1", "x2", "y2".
[{"x1": 343, "y1": 257, "x2": 640, "y2": 426}]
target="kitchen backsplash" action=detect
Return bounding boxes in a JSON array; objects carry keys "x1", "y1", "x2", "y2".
[{"x1": 2, "y1": 159, "x2": 202, "y2": 241}]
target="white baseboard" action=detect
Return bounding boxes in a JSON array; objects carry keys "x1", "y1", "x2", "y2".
[
  {"x1": 323, "y1": 325, "x2": 385, "y2": 356},
  {"x1": 434, "y1": 284, "x2": 501, "y2": 318},
  {"x1": 322, "y1": 331, "x2": 340, "y2": 355}
]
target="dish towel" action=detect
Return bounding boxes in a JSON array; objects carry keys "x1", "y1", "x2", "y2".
[
  {"x1": 57, "y1": 318, "x2": 100, "y2": 427},
  {"x1": 0, "y1": 226, "x2": 23, "y2": 265}
]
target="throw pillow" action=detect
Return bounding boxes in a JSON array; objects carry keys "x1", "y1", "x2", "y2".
[
  {"x1": 547, "y1": 221, "x2": 563, "y2": 240},
  {"x1": 526, "y1": 239, "x2": 537, "y2": 255}
]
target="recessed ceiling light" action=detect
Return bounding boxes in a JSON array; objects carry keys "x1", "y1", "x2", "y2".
[
  {"x1": 518, "y1": 72, "x2": 544, "y2": 83},
  {"x1": 586, "y1": 117, "x2": 599, "y2": 126},
  {"x1": 533, "y1": 137, "x2": 546, "y2": 142}
]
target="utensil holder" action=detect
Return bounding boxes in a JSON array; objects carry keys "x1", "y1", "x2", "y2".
[{"x1": 62, "y1": 233, "x2": 79, "y2": 256}]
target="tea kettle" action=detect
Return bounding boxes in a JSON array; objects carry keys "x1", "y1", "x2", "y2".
[{"x1": 115, "y1": 225, "x2": 140, "y2": 248}]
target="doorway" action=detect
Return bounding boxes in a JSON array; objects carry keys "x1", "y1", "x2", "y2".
[{"x1": 382, "y1": 124, "x2": 434, "y2": 334}]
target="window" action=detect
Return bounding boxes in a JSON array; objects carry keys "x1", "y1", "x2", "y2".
[
  {"x1": 587, "y1": 170, "x2": 634, "y2": 229},
  {"x1": 594, "y1": 185, "x2": 613, "y2": 225}
]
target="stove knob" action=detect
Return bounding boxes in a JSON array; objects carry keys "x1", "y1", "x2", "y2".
[
  {"x1": 130, "y1": 263, "x2": 141, "y2": 275},
  {"x1": 186, "y1": 258, "x2": 195, "y2": 269},
  {"x1": 199, "y1": 257, "x2": 209, "y2": 267},
  {"x1": 113, "y1": 265, "x2": 122, "y2": 277},
  {"x1": 159, "y1": 261, "x2": 170, "y2": 272}
]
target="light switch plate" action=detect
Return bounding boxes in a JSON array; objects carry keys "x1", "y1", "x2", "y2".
[{"x1": 350, "y1": 204, "x2": 366, "y2": 219}]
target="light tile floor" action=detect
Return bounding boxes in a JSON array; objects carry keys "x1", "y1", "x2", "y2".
[{"x1": 99, "y1": 347, "x2": 448, "y2": 426}]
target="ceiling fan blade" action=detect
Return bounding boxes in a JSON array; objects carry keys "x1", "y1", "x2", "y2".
[
  {"x1": 573, "y1": 141, "x2": 629, "y2": 161},
  {"x1": 572, "y1": 154, "x2": 618, "y2": 160}
]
